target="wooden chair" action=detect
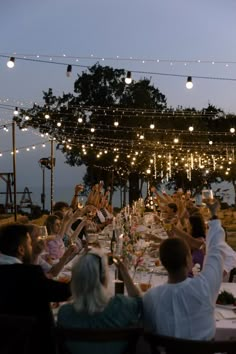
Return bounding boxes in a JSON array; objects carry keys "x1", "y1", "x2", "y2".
[
  {"x1": 0, "y1": 314, "x2": 37, "y2": 354},
  {"x1": 144, "y1": 332, "x2": 236, "y2": 354},
  {"x1": 55, "y1": 326, "x2": 142, "y2": 354}
]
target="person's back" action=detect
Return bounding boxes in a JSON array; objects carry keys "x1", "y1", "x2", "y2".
[
  {"x1": 0, "y1": 223, "x2": 71, "y2": 354},
  {"x1": 143, "y1": 201, "x2": 225, "y2": 340},
  {"x1": 58, "y1": 248, "x2": 142, "y2": 354}
]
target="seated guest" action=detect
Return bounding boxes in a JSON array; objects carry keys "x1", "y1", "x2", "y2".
[
  {"x1": 58, "y1": 248, "x2": 142, "y2": 354},
  {"x1": 143, "y1": 200, "x2": 225, "y2": 340},
  {"x1": 0, "y1": 223, "x2": 71, "y2": 354},
  {"x1": 44, "y1": 214, "x2": 66, "y2": 261},
  {"x1": 27, "y1": 224, "x2": 78, "y2": 278}
]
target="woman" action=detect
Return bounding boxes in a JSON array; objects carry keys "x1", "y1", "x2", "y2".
[
  {"x1": 58, "y1": 248, "x2": 142, "y2": 354},
  {"x1": 44, "y1": 215, "x2": 66, "y2": 262},
  {"x1": 172, "y1": 213, "x2": 206, "y2": 274}
]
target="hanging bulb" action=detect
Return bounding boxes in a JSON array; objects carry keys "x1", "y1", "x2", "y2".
[
  {"x1": 13, "y1": 107, "x2": 19, "y2": 116},
  {"x1": 139, "y1": 133, "x2": 144, "y2": 140},
  {"x1": 78, "y1": 117, "x2": 83, "y2": 123},
  {"x1": 230, "y1": 127, "x2": 235, "y2": 133},
  {"x1": 91, "y1": 127, "x2": 95, "y2": 133},
  {"x1": 186, "y1": 76, "x2": 193, "y2": 89},
  {"x1": 150, "y1": 121, "x2": 155, "y2": 129},
  {"x1": 45, "y1": 113, "x2": 50, "y2": 119},
  {"x1": 114, "y1": 120, "x2": 119, "y2": 127},
  {"x1": 66, "y1": 65, "x2": 72, "y2": 77},
  {"x1": 125, "y1": 71, "x2": 132, "y2": 84},
  {"x1": 209, "y1": 140, "x2": 213, "y2": 145},
  {"x1": 174, "y1": 138, "x2": 179, "y2": 143},
  {"x1": 189, "y1": 126, "x2": 194, "y2": 132},
  {"x1": 7, "y1": 57, "x2": 15, "y2": 68},
  {"x1": 57, "y1": 122, "x2": 62, "y2": 127}
]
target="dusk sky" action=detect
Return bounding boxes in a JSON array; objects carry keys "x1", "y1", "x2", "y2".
[{"x1": 1, "y1": 0, "x2": 236, "y2": 208}]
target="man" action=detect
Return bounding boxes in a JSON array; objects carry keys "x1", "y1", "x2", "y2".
[
  {"x1": 143, "y1": 200, "x2": 225, "y2": 340},
  {"x1": 0, "y1": 223, "x2": 71, "y2": 354}
]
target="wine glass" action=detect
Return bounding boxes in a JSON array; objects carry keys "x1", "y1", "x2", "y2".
[{"x1": 38, "y1": 226, "x2": 48, "y2": 240}]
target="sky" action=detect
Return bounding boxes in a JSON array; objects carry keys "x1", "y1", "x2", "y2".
[{"x1": 1, "y1": 0, "x2": 236, "y2": 209}]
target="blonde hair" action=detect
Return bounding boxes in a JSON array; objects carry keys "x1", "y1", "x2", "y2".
[{"x1": 71, "y1": 248, "x2": 111, "y2": 315}]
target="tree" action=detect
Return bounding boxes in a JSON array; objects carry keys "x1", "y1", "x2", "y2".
[{"x1": 15, "y1": 65, "x2": 236, "y2": 206}]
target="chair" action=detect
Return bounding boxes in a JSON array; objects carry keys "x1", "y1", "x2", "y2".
[
  {"x1": 144, "y1": 332, "x2": 236, "y2": 354},
  {"x1": 0, "y1": 314, "x2": 37, "y2": 354},
  {"x1": 229, "y1": 267, "x2": 236, "y2": 282},
  {"x1": 55, "y1": 326, "x2": 142, "y2": 354}
]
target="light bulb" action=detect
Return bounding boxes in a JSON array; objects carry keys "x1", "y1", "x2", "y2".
[
  {"x1": 66, "y1": 65, "x2": 72, "y2": 77},
  {"x1": 209, "y1": 140, "x2": 213, "y2": 145},
  {"x1": 146, "y1": 168, "x2": 151, "y2": 174},
  {"x1": 7, "y1": 57, "x2": 15, "y2": 68},
  {"x1": 125, "y1": 71, "x2": 132, "y2": 84},
  {"x1": 186, "y1": 76, "x2": 193, "y2": 89},
  {"x1": 230, "y1": 127, "x2": 235, "y2": 133},
  {"x1": 174, "y1": 138, "x2": 179, "y2": 143},
  {"x1": 57, "y1": 122, "x2": 62, "y2": 127},
  {"x1": 91, "y1": 127, "x2": 95, "y2": 133},
  {"x1": 114, "y1": 120, "x2": 119, "y2": 127},
  {"x1": 13, "y1": 107, "x2": 19, "y2": 116},
  {"x1": 78, "y1": 117, "x2": 83, "y2": 123},
  {"x1": 189, "y1": 126, "x2": 194, "y2": 132},
  {"x1": 45, "y1": 113, "x2": 50, "y2": 119},
  {"x1": 150, "y1": 122, "x2": 155, "y2": 129}
]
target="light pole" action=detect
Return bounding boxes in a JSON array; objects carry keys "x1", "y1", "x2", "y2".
[{"x1": 38, "y1": 158, "x2": 51, "y2": 212}]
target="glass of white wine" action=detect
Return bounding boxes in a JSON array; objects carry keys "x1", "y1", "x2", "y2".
[{"x1": 38, "y1": 226, "x2": 48, "y2": 240}]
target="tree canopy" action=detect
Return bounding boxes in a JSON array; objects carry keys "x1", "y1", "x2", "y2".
[{"x1": 15, "y1": 64, "x2": 236, "y2": 204}]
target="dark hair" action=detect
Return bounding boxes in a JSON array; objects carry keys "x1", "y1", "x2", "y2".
[
  {"x1": 189, "y1": 213, "x2": 206, "y2": 239},
  {"x1": 44, "y1": 215, "x2": 60, "y2": 234},
  {"x1": 53, "y1": 201, "x2": 69, "y2": 212},
  {"x1": 167, "y1": 203, "x2": 178, "y2": 213},
  {"x1": 0, "y1": 223, "x2": 29, "y2": 257},
  {"x1": 160, "y1": 237, "x2": 190, "y2": 273}
]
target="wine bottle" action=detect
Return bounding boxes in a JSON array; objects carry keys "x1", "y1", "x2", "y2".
[{"x1": 110, "y1": 229, "x2": 117, "y2": 254}]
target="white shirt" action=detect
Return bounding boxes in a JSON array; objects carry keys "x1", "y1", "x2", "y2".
[
  {"x1": 0, "y1": 254, "x2": 22, "y2": 264},
  {"x1": 143, "y1": 219, "x2": 225, "y2": 340}
]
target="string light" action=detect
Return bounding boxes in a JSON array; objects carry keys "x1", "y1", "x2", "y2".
[
  {"x1": 186, "y1": 76, "x2": 193, "y2": 89},
  {"x1": 13, "y1": 107, "x2": 19, "y2": 116},
  {"x1": 66, "y1": 64, "x2": 72, "y2": 77},
  {"x1": 188, "y1": 126, "x2": 194, "y2": 132},
  {"x1": 7, "y1": 57, "x2": 15, "y2": 68},
  {"x1": 150, "y1": 121, "x2": 155, "y2": 129},
  {"x1": 230, "y1": 127, "x2": 235, "y2": 133},
  {"x1": 114, "y1": 120, "x2": 119, "y2": 127},
  {"x1": 125, "y1": 71, "x2": 132, "y2": 84}
]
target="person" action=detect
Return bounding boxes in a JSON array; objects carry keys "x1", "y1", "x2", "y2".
[
  {"x1": 143, "y1": 199, "x2": 225, "y2": 340},
  {"x1": 172, "y1": 213, "x2": 206, "y2": 273},
  {"x1": 27, "y1": 223, "x2": 78, "y2": 278},
  {"x1": 58, "y1": 248, "x2": 142, "y2": 354},
  {"x1": 0, "y1": 223, "x2": 71, "y2": 354}
]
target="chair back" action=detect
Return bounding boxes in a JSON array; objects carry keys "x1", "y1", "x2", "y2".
[
  {"x1": 55, "y1": 326, "x2": 142, "y2": 354},
  {"x1": 0, "y1": 314, "x2": 37, "y2": 354},
  {"x1": 145, "y1": 332, "x2": 236, "y2": 354},
  {"x1": 229, "y1": 267, "x2": 236, "y2": 282}
]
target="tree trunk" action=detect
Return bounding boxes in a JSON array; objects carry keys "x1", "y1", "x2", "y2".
[{"x1": 128, "y1": 173, "x2": 140, "y2": 205}]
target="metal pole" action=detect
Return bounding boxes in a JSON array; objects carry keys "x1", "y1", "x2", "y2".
[
  {"x1": 41, "y1": 167, "x2": 45, "y2": 212},
  {"x1": 12, "y1": 122, "x2": 17, "y2": 221},
  {"x1": 50, "y1": 140, "x2": 54, "y2": 214}
]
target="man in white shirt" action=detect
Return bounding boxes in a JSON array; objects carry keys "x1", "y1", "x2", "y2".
[{"x1": 143, "y1": 200, "x2": 225, "y2": 340}]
